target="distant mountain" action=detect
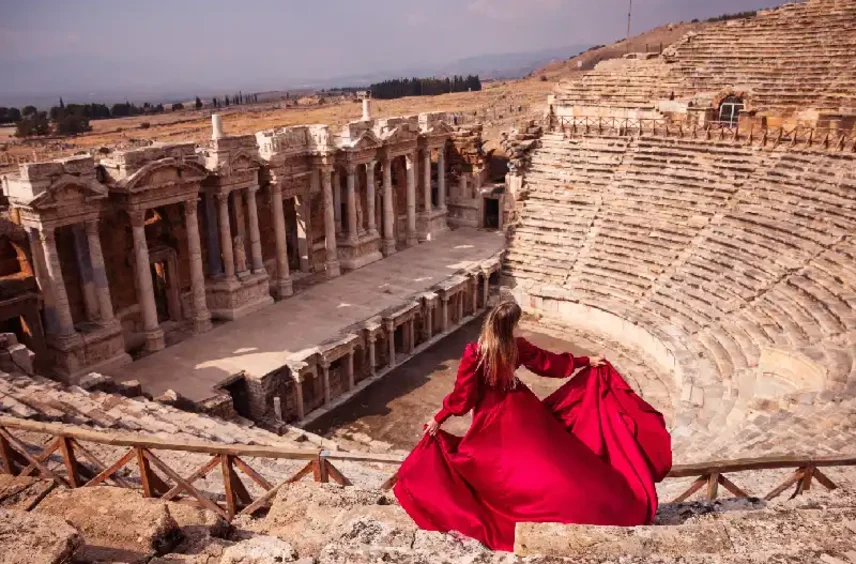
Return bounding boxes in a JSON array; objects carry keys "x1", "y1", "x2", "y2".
[
  {"x1": 0, "y1": 44, "x2": 591, "y2": 108},
  {"x1": 437, "y1": 44, "x2": 593, "y2": 80}
]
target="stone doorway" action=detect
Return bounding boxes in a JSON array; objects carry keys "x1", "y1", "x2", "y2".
[
  {"x1": 484, "y1": 198, "x2": 500, "y2": 230},
  {"x1": 148, "y1": 247, "x2": 182, "y2": 324}
]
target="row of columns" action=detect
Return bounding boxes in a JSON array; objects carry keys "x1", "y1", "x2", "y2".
[
  {"x1": 287, "y1": 269, "x2": 493, "y2": 421},
  {"x1": 130, "y1": 201, "x2": 213, "y2": 351},
  {"x1": 324, "y1": 147, "x2": 448, "y2": 259},
  {"x1": 28, "y1": 219, "x2": 118, "y2": 341}
]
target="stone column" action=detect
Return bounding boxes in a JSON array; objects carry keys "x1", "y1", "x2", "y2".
[
  {"x1": 297, "y1": 175, "x2": 315, "y2": 273},
  {"x1": 346, "y1": 349, "x2": 355, "y2": 391},
  {"x1": 460, "y1": 175, "x2": 468, "y2": 201},
  {"x1": 424, "y1": 304, "x2": 433, "y2": 341},
  {"x1": 292, "y1": 375, "x2": 305, "y2": 420},
  {"x1": 71, "y1": 224, "x2": 99, "y2": 322},
  {"x1": 407, "y1": 318, "x2": 415, "y2": 353},
  {"x1": 423, "y1": 148, "x2": 432, "y2": 212},
  {"x1": 471, "y1": 276, "x2": 479, "y2": 314},
  {"x1": 320, "y1": 360, "x2": 331, "y2": 405},
  {"x1": 233, "y1": 191, "x2": 247, "y2": 254},
  {"x1": 27, "y1": 228, "x2": 59, "y2": 335},
  {"x1": 321, "y1": 168, "x2": 341, "y2": 278},
  {"x1": 367, "y1": 334, "x2": 377, "y2": 377},
  {"x1": 382, "y1": 158, "x2": 396, "y2": 256},
  {"x1": 182, "y1": 200, "x2": 213, "y2": 333},
  {"x1": 216, "y1": 193, "x2": 235, "y2": 280},
  {"x1": 84, "y1": 220, "x2": 115, "y2": 324},
  {"x1": 246, "y1": 185, "x2": 265, "y2": 274},
  {"x1": 441, "y1": 296, "x2": 450, "y2": 333},
  {"x1": 405, "y1": 153, "x2": 418, "y2": 245},
  {"x1": 345, "y1": 164, "x2": 358, "y2": 243},
  {"x1": 129, "y1": 211, "x2": 165, "y2": 352},
  {"x1": 39, "y1": 227, "x2": 75, "y2": 338},
  {"x1": 385, "y1": 320, "x2": 396, "y2": 368},
  {"x1": 204, "y1": 193, "x2": 223, "y2": 276},
  {"x1": 366, "y1": 161, "x2": 377, "y2": 236},
  {"x1": 438, "y1": 145, "x2": 447, "y2": 210},
  {"x1": 458, "y1": 291, "x2": 464, "y2": 323},
  {"x1": 332, "y1": 170, "x2": 342, "y2": 235},
  {"x1": 270, "y1": 183, "x2": 293, "y2": 298},
  {"x1": 482, "y1": 270, "x2": 490, "y2": 309}
]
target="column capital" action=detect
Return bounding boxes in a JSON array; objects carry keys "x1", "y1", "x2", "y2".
[
  {"x1": 270, "y1": 181, "x2": 283, "y2": 195},
  {"x1": 248, "y1": 184, "x2": 261, "y2": 194},
  {"x1": 128, "y1": 210, "x2": 147, "y2": 227},
  {"x1": 367, "y1": 333, "x2": 377, "y2": 344},
  {"x1": 214, "y1": 192, "x2": 230, "y2": 203},
  {"x1": 367, "y1": 160, "x2": 377, "y2": 171},
  {"x1": 319, "y1": 358, "x2": 331, "y2": 370},
  {"x1": 84, "y1": 219, "x2": 100, "y2": 235},
  {"x1": 38, "y1": 226, "x2": 55, "y2": 242},
  {"x1": 183, "y1": 198, "x2": 199, "y2": 215},
  {"x1": 345, "y1": 163, "x2": 358, "y2": 174}
]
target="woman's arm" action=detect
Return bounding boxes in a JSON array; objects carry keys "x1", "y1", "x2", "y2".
[
  {"x1": 432, "y1": 343, "x2": 481, "y2": 425},
  {"x1": 517, "y1": 337, "x2": 594, "y2": 379}
]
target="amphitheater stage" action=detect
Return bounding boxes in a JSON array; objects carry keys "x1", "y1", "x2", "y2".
[{"x1": 112, "y1": 228, "x2": 506, "y2": 403}]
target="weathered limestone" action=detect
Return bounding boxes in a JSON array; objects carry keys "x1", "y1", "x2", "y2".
[
  {"x1": 130, "y1": 211, "x2": 166, "y2": 352},
  {"x1": 182, "y1": 200, "x2": 213, "y2": 334},
  {"x1": 0, "y1": 508, "x2": 83, "y2": 564},
  {"x1": 321, "y1": 167, "x2": 341, "y2": 278},
  {"x1": 382, "y1": 158, "x2": 396, "y2": 256},
  {"x1": 366, "y1": 160, "x2": 378, "y2": 236},
  {"x1": 270, "y1": 183, "x2": 294, "y2": 297},
  {"x1": 405, "y1": 153, "x2": 418, "y2": 246}
]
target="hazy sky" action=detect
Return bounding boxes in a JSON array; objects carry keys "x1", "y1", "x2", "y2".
[{"x1": 1, "y1": 0, "x2": 789, "y2": 99}]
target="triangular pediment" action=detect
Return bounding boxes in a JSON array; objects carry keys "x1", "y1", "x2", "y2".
[
  {"x1": 29, "y1": 175, "x2": 108, "y2": 210},
  {"x1": 426, "y1": 121, "x2": 456, "y2": 136},
  {"x1": 381, "y1": 125, "x2": 418, "y2": 145},
  {"x1": 123, "y1": 158, "x2": 209, "y2": 192},
  {"x1": 227, "y1": 150, "x2": 264, "y2": 172},
  {"x1": 349, "y1": 130, "x2": 382, "y2": 151}
]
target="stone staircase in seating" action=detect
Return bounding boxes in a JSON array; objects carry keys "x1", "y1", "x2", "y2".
[
  {"x1": 505, "y1": 132, "x2": 856, "y2": 472},
  {"x1": 556, "y1": 0, "x2": 856, "y2": 115}
]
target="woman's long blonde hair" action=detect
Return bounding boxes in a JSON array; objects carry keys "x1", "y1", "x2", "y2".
[{"x1": 477, "y1": 301, "x2": 522, "y2": 389}]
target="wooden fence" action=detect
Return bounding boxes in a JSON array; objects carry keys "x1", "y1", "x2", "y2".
[
  {"x1": 550, "y1": 116, "x2": 856, "y2": 152},
  {"x1": 1, "y1": 416, "x2": 853, "y2": 519}
]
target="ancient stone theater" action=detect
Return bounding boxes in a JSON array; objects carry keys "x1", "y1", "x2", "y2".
[{"x1": 1, "y1": 0, "x2": 856, "y2": 562}]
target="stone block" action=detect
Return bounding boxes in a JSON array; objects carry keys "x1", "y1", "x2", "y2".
[
  {"x1": 513, "y1": 521, "x2": 732, "y2": 558},
  {"x1": 36, "y1": 486, "x2": 182, "y2": 563},
  {"x1": 0, "y1": 508, "x2": 82, "y2": 564},
  {"x1": 220, "y1": 536, "x2": 298, "y2": 564}
]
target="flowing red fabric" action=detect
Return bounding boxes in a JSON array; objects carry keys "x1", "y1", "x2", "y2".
[{"x1": 394, "y1": 338, "x2": 672, "y2": 552}]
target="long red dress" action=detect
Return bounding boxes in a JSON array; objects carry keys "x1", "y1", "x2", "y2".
[{"x1": 394, "y1": 338, "x2": 672, "y2": 552}]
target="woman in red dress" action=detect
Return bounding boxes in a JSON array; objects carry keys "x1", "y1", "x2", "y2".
[{"x1": 394, "y1": 301, "x2": 672, "y2": 552}]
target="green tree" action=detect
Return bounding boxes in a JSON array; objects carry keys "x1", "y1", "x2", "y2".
[
  {"x1": 172, "y1": 102, "x2": 184, "y2": 111},
  {"x1": 22, "y1": 105, "x2": 38, "y2": 117},
  {"x1": 15, "y1": 112, "x2": 50, "y2": 137},
  {"x1": 54, "y1": 113, "x2": 92, "y2": 135},
  {"x1": 195, "y1": 97, "x2": 203, "y2": 109}
]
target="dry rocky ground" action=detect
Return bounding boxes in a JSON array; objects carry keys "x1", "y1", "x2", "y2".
[{"x1": 2, "y1": 481, "x2": 856, "y2": 564}]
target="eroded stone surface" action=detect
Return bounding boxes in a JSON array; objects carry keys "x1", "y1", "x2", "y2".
[
  {"x1": 0, "y1": 508, "x2": 82, "y2": 564},
  {"x1": 36, "y1": 486, "x2": 182, "y2": 563}
]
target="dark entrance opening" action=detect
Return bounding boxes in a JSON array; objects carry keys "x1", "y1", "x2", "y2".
[
  {"x1": 223, "y1": 377, "x2": 252, "y2": 419},
  {"x1": 484, "y1": 198, "x2": 500, "y2": 229},
  {"x1": 150, "y1": 261, "x2": 170, "y2": 323}
]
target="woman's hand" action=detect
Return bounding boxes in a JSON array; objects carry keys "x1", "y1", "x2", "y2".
[
  {"x1": 425, "y1": 419, "x2": 440, "y2": 436},
  {"x1": 589, "y1": 355, "x2": 606, "y2": 367}
]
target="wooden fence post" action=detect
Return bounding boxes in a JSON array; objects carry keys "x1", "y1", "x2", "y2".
[
  {"x1": 221, "y1": 454, "x2": 252, "y2": 518},
  {"x1": 0, "y1": 432, "x2": 17, "y2": 476},
  {"x1": 59, "y1": 436, "x2": 80, "y2": 488}
]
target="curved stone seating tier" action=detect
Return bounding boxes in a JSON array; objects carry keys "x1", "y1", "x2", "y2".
[
  {"x1": 506, "y1": 133, "x2": 856, "y2": 462},
  {"x1": 555, "y1": 0, "x2": 856, "y2": 113}
]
